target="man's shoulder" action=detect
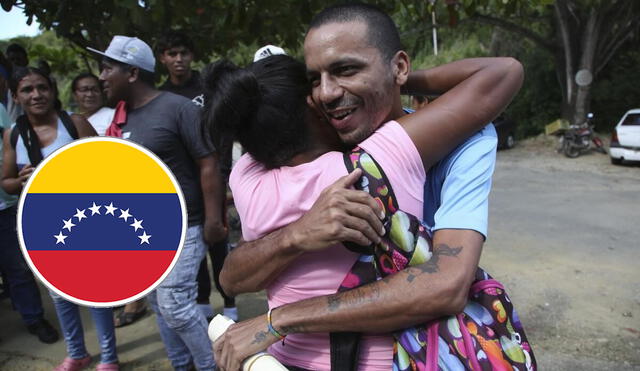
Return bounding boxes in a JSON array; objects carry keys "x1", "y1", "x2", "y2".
[{"x1": 431, "y1": 123, "x2": 497, "y2": 178}]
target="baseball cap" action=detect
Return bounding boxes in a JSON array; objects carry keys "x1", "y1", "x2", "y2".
[
  {"x1": 87, "y1": 36, "x2": 156, "y2": 73},
  {"x1": 253, "y1": 45, "x2": 287, "y2": 62}
]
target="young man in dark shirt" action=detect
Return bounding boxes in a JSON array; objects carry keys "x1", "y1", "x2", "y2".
[
  {"x1": 157, "y1": 31, "x2": 238, "y2": 322},
  {"x1": 157, "y1": 31, "x2": 201, "y2": 100}
]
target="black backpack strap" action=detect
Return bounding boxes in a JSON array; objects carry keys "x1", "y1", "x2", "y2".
[
  {"x1": 14, "y1": 114, "x2": 44, "y2": 166},
  {"x1": 58, "y1": 110, "x2": 79, "y2": 139},
  {"x1": 10, "y1": 123, "x2": 19, "y2": 149}
]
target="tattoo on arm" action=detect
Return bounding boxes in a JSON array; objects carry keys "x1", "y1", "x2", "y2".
[
  {"x1": 250, "y1": 330, "x2": 269, "y2": 345},
  {"x1": 406, "y1": 243, "x2": 463, "y2": 282},
  {"x1": 327, "y1": 281, "x2": 381, "y2": 312}
]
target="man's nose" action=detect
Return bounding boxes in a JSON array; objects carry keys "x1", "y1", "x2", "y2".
[
  {"x1": 98, "y1": 70, "x2": 107, "y2": 81},
  {"x1": 318, "y1": 75, "x2": 343, "y2": 107}
]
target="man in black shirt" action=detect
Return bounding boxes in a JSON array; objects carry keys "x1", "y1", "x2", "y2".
[
  {"x1": 157, "y1": 31, "x2": 238, "y2": 322},
  {"x1": 157, "y1": 32, "x2": 201, "y2": 100}
]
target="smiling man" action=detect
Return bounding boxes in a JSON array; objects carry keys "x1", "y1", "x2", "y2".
[{"x1": 215, "y1": 4, "x2": 506, "y2": 371}]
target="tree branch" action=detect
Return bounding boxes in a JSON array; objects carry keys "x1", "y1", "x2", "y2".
[{"x1": 469, "y1": 14, "x2": 556, "y2": 51}]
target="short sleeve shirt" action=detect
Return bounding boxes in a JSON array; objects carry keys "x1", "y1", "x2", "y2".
[
  {"x1": 122, "y1": 91, "x2": 212, "y2": 225},
  {"x1": 423, "y1": 124, "x2": 497, "y2": 238}
]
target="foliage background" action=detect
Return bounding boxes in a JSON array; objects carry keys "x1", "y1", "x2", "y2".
[{"x1": 1, "y1": 1, "x2": 639, "y2": 134}]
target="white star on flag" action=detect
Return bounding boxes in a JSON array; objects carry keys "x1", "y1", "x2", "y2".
[
  {"x1": 138, "y1": 231, "x2": 151, "y2": 245},
  {"x1": 105, "y1": 202, "x2": 117, "y2": 215},
  {"x1": 54, "y1": 231, "x2": 68, "y2": 245},
  {"x1": 74, "y1": 208, "x2": 87, "y2": 221},
  {"x1": 62, "y1": 218, "x2": 76, "y2": 232},
  {"x1": 130, "y1": 218, "x2": 144, "y2": 231},
  {"x1": 89, "y1": 202, "x2": 102, "y2": 215},
  {"x1": 119, "y1": 208, "x2": 132, "y2": 222}
]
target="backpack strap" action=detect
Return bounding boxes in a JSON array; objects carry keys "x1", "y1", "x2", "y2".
[
  {"x1": 328, "y1": 146, "x2": 401, "y2": 371},
  {"x1": 13, "y1": 114, "x2": 44, "y2": 166},
  {"x1": 58, "y1": 110, "x2": 79, "y2": 140},
  {"x1": 341, "y1": 146, "x2": 400, "y2": 254}
]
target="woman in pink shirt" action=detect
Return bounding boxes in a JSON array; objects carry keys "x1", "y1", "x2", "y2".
[{"x1": 202, "y1": 55, "x2": 523, "y2": 370}]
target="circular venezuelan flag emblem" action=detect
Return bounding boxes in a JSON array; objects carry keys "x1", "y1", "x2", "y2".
[{"x1": 17, "y1": 137, "x2": 187, "y2": 307}]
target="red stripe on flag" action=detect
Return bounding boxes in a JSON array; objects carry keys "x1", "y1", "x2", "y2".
[{"x1": 28, "y1": 250, "x2": 177, "y2": 303}]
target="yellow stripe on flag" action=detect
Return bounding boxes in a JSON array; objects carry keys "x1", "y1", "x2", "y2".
[{"x1": 28, "y1": 140, "x2": 178, "y2": 194}]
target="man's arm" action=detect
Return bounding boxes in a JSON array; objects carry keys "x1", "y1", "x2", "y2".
[
  {"x1": 199, "y1": 154, "x2": 228, "y2": 245},
  {"x1": 214, "y1": 229, "x2": 483, "y2": 370},
  {"x1": 219, "y1": 169, "x2": 385, "y2": 296},
  {"x1": 215, "y1": 128, "x2": 498, "y2": 371}
]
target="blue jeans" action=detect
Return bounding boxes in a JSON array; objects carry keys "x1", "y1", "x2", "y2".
[
  {"x1": 0, "y1": 206, "x2": 45, "y2": 325},
  {"x1": 50, "y1": 291, "x2": 118, "y2": 364},
  {"x1": 148, "y1": 225, "x2": 215, "y2": 370}
]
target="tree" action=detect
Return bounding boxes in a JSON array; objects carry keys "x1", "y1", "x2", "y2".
[{"x1": 463, "y1": 0, "x2": 640, "y2": 125}]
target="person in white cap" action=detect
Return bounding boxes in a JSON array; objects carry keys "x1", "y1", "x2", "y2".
[
  {"x1": 253, "y1": 45, "x2": 287, "y2": 62},
  {"x1": 89, "y1": 35, "x2": 225, "y2": 371}
]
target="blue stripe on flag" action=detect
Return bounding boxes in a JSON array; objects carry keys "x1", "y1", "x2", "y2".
[{"x1": 22, "y1": 193, "x2": 183, "y2": 251}]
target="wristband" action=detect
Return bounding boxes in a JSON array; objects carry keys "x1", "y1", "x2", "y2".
[{"x1": 267, "y1": 307, "x2": 286, "y2": 344}]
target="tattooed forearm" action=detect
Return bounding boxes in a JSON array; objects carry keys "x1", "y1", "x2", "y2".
[
  {"x1": 327, "y1": 281, "x2": 381, "y2": 312},
  {"x1": 406, "y1": 243, "x2": 463, "y2": 281},
  {"x1": 278, "y1": 324, "x2": 305, "y2": 335},
  {"x1": 251, "y1": 330, "x2": 269, "y2": 345}
]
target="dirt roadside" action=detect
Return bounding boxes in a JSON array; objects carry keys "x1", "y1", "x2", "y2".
[{"x1": 1, "y1": 136, "x2": 639, "y2": 370}]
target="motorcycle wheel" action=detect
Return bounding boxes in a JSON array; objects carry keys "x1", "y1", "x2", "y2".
[{"x1": 563, "y1": 141, "x2": 581, "y2": 158}]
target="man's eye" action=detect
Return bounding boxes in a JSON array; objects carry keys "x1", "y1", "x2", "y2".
[{"x1": 336, "y1": 66, "x2": 356, "y2": 75}]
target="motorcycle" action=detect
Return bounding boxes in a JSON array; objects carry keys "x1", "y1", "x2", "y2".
[{"x1": 561, "y1": 113, "x2": 606, "y2": 158}]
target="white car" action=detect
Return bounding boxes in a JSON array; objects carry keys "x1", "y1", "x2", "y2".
[{"x1": 610, "y1": 108, "x2": 640, "y2": 164}]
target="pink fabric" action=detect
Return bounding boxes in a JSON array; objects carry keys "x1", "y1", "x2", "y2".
[{"x1": 230, "y1": 121, "x2": 425, "y2": 370}]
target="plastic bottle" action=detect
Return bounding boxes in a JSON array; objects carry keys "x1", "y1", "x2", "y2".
[{"x1": 208, "y1": 314, "x2": 288, "y2": 371}]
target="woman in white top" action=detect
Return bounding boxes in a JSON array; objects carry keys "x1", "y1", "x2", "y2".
[{"x1": 71, "y1": 72, "x2": 115, "y2": 136}]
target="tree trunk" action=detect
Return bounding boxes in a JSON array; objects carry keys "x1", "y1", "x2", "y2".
[{"x1": 572, "y1": 8, "x2": 599, "y2": 126}]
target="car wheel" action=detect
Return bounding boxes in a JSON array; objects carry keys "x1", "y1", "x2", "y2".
[
  {"x1": 505, "y1": 134, "x2": 515, "y2": 149},
  {"x1": 610, "y1": 157, "x2": 623, "y2": 165}
]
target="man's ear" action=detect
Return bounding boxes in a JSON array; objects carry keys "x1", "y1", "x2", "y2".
[
  {"x1": 392, "y1": 50, "x2": 410, "y2": 86},
  {"x1": 128, "y1": 67, "x2": 139, "y2": 83}
]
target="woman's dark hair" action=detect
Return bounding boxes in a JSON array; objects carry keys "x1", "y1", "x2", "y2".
[
  {"x1": 9, "y1": 66, "x2": 53, "y2": 95},
  {"x1": 71, "y1": 72, "x2": 99, "y2": 92},
  {"x1": 201, "y1": 55, "x2": 311, "y2": 169}
]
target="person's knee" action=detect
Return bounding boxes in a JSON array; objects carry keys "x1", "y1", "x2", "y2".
[{"x1": 156, "y1": 287, "x2": 199, "y2": 330}]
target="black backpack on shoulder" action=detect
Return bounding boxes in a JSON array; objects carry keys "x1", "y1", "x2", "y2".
[{"x1": 10, "y1": 110, "x2": 79, "y2": 166}]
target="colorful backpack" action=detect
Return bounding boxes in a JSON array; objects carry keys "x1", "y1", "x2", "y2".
[{"x1": 329, "y1": 147, "x2": 536, "y2": 371}]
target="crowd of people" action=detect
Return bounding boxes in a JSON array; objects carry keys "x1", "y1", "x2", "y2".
[{"x1": 1, "y1": 3, "x2": 534, "y2": 371}]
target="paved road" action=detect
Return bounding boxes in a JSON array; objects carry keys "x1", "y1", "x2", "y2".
[{"x1": 1, "y1": 138, "x2": 639, "y2": 370}]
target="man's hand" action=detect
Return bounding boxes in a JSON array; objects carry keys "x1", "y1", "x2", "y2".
[
  {"x1": 203, "y1": 218, "x2": 227, "y2": 246},
  {"x1": 287, "y1": 168, "x2": 386, "y2": 251},
  {"x1": 213, "y1": 314, "x2": 279, "y2": 371}
]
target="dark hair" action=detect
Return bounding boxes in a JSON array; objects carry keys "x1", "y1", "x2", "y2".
[
  {"x1": 9, "y1": 66, "x2": 53, "y2": 95},
  {"x1": 201, "y1": 55, "x2": 311, "y2": 169},
  {"x1": 307, "y1": 3, "x2": 402, "y2": 63},
  {"x1": 71, "y1": 72, "x2": 99, "y2": 92},
  {"x1": 6, "y1": 43, "x2": 27, "y2": 57},
  {"x1": 156, "y1": 31, "x2": 195, "y2": 55},
  {"x1": 103, "y1": 57, "x2": 156, "y2": 87}
]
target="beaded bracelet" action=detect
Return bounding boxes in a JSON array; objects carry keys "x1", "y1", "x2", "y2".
[{"x1": 267, "y1": 307, "x2": 286, "y2": 345}]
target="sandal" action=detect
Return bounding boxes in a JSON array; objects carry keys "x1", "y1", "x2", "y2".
[
  {"x1": 54, "y1": 355, "x2": 91, "y2": 371},
  {"x1": 113, "y1": 306, "x2": 147, "y2": 327},
  {"x1": 96, "y1": 362, "x2": 119, "y2": 371}
]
